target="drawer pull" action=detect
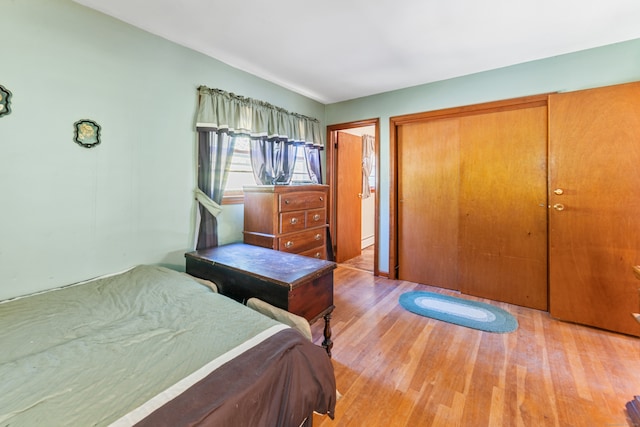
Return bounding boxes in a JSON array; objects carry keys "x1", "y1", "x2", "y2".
[
  {"x1": 290, "y1": 217, "x2": 299, "y2": 225},
  {"x1": 314, "y1": 252, "x2": 321, "y2": 258},
  {"x1": 284, "y1": 241, "x2": 294, "y2": 248},
  {"x1": 312, "y1": 214, "x2": 321, "y2": 221},
  {"x1": 284, "y1": 199, "x2": 290, "y2": 205},
  {"x1": 319, "y1": 196, "x2": 324, "y2": 201},
  {"x1": 314, "y1": 233, "x2": 321, "y2": 241}
]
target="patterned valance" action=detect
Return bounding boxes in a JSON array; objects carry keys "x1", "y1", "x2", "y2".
[{"x1": 196, "y1": 86, "x2": 324, "y2": 148}]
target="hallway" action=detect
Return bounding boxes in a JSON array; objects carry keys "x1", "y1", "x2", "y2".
[{"x1": 339, "y1": 245, "x2": 374, "y2": 273}]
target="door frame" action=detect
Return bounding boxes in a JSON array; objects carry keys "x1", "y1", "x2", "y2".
[
  {"x1": 389, "y1": 94, "x2": 550, "y2": 280},
  {"x1": 326, "y1": 118, "x2": 380, "y2": 276}
]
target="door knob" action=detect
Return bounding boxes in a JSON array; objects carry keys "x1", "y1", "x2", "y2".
[
  {"x1": 553, "y1": 188, "x2": 564, "y2": 195},
  {"x1": 553, "y1": 203, "x2": 565, "y2": 211}
]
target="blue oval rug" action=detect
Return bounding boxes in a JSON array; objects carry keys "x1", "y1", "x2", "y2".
[{"x1": 399, "y1": 291, "x2": 518, "y2": 333}]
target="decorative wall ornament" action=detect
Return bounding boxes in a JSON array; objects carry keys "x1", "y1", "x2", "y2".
[
  {"x1": 0, "y1": 85, "x2": 12, "y2": 117},
  {"x1": 73, "y1": 119, "x2": 101, "y2": 148}
]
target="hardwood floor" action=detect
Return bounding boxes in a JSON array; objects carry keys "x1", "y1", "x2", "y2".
[
  {"x1": 339, "y1": 245, "x2": 374, "y2": 272},
  {"x1": 311, "y1": 267, "x2": 640, "y2": 427}
]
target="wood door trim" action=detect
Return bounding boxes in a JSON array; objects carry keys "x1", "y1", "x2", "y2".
[
  {"x1": 389, "y1": 118, "x2": 399, "y2": 279},
  {"x1": 389, "y1": 94, "x2": 552, "y2": 280},
  {"x1": 326, "y1": 118, "x2": 380, "y2": 275},
  {"x1": 391, "y1": 94, "x2": 551, "y2": 125}
]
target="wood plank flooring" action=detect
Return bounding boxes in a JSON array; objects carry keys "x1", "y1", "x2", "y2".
[
  {"x1": 311, "y1": 267, "x2": 640, "y2": 427},
  {"x1": 339, "y1": 245, "x2": 374, "y2": 272}
]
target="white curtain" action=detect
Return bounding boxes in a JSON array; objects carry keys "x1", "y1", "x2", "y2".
[{"x1": 361, "y1": 134, "x2": 375, "y2": 199}]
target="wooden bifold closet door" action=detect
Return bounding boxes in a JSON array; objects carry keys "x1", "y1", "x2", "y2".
[
  {"x1": 397, "y1": 99, "x2": 548, "y2": 310},
  {"x1": 396, "y1": 84, "x2": 640, "y2": 335},
  {"x1": 458, "y1": 107, "x2": 548, "y2": 310},
  {"x1": 397, "y1": 118, "x2": 461, "y2": 291}
]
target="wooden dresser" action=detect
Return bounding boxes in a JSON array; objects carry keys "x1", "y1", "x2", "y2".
[{"x1": 243, "y1": 184, "x2": 329, "y2": 260}]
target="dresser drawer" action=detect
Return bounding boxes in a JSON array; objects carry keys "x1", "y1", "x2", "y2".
[
  {"x1": 306, "y1": 208, "x2": 326, "y2": 227},
  {"x1": 279, "y1": 191, "x2": 326, "y2": 212},
  {"x1": 280, "y1": 211, "x2": 306, "y2": 234},
  {"x1": 298, "y1": 246, "x2": 327, "y2": 260},
  {"x1": 278, "y1": 228, "x2": 326, "y2": 254}
]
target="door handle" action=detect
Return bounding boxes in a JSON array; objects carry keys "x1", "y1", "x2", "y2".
[{"x1": 553, "y1": 203, "x2": 565, "y2": 211}]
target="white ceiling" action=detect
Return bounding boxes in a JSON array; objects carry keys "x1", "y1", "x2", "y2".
[{"x1": 74, "y1": 0, "x2": 640, "y2": 104}]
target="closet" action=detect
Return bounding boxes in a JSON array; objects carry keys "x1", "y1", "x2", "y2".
[
  {"x1": 392, "y1": 82, "x2": 640, "y2": 336},
  {"x1": 396, "y1": 96, "x2": 548, "y2": 310}
]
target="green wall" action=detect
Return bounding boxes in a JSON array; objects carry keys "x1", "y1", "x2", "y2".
[
  {"x1": 0, "y1": 0, "x2": 324, "y2": 300},
  {"x1": 325, "y1": 39, "x2": 640, "y2": 273},
  {"x1": 2, "y1": 0, "x2": 639, "y2": 298}
]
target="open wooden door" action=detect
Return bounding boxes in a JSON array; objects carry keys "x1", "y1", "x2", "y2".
[
  {"x1": 549, "y1": 82, "x2": 640, "y2": 336},
  {"x1": 335, "y1": 131, "x2": 362, "y2": 263}
]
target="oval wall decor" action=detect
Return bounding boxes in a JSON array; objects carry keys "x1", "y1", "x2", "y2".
[
  {"x1": 0, "y1": 85, "x2": 12, "y2": 117},
  {"x1": 73, "y1": 119, "x2": 101, "y2": 148}
]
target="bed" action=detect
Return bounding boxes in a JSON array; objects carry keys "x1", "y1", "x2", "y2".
[{"x1": 0, "y1": 265, "x2": 336, "y2": 426}]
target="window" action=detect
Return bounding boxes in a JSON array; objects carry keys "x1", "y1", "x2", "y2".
[
  {"x1": 222, "y1": 138, "x2": 313, "y2": 204},
  {"x1": 222, "y1": 137, "x2": 253, "y2": 204},
  {"x1": 291, "y1": 146, "x2": 314, "y2": 184}
]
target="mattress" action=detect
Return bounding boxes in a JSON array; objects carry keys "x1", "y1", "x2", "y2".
[{"x1": 0, "y1": 265, "x2": 335, "y2": 426}]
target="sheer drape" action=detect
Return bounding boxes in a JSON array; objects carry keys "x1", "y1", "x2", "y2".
[
  {"x1": 304, "y1": 146, "x2": 322, "y2": 184},
  {"x1": 361, "y1": 134, "x2": 375, "y2": 199},
  {"x1": 194, "y1": 86, "x2": 324, "y2": 247},
  {"x1": 250, "y1": 138, "x2": 298, "y2": 185},
  {"x1": 196, "y1": 130, "x2": 235, "y2": 249}
]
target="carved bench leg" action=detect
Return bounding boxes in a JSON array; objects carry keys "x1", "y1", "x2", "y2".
[{"x1": 322, "y1": 312, "x2": 333, "y2": 357}]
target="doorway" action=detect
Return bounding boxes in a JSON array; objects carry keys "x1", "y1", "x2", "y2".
[{"x1": 326, "y1": 119, "x2": 380, "y2": 275}]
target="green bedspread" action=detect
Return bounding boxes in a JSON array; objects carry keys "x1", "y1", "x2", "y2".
[{"x1": 0, "y1": 265, "x2": 282, "y2": 426}]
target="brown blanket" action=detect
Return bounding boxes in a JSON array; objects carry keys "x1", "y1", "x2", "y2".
[{"x1": 137, "y1": 328, "x2": 336, "y2": 427}]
